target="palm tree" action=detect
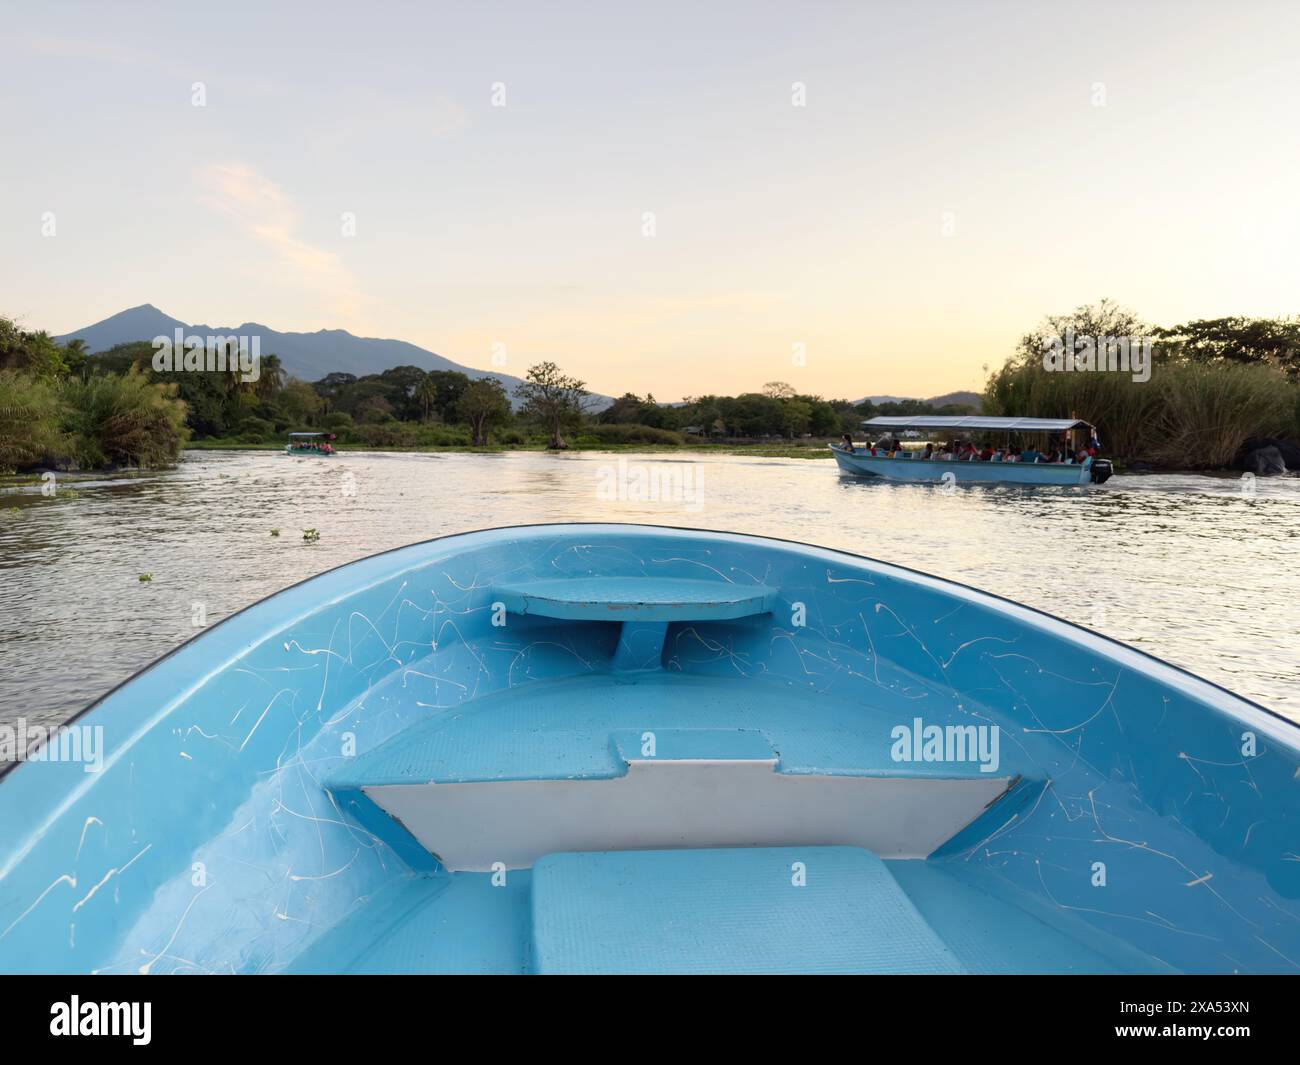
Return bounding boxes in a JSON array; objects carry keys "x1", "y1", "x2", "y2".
[
  {"x1": 254, "y1": 353, "x2": 285, "y2": 399},
  {"x1": 416, "y1": 376, "x2": 440, "y2": 421}
]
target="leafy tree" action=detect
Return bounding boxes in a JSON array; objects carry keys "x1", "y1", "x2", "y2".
[
  {"x1": 729, "y1": 393, "x2": 785, "y2": 436},
  {"x1": 314, "y1": 372, "x2": 358, "y2": 413},
  {"x1": 279, "y1": 378, "x2": 324, "y2": 426},
  {"x1": 320, "y1": 411, "x2": 354, "y2": 432},
  {"x1": 782, "y1": 398, "x2": 813, "y2": 437},
  {"x1": 807, "y1": 400, "x2": 840, "y2": 436},
  {"x1": 91, "y1": 340, "x2": 154, "y2": 375},
  {"x1": 1155, "y1": 316, "x2": 1300, "y2": 377},
  {"x1": 516, "y1": 361, "x2": 590, "y2": 448},
  {"x1": 0, "y1": 318, "x2": 67, "y2": 379},
  {"x1": 378, "y1": 365, "x2": 429, "y2": 420},
  {"x1": 170, "y1": 374, "x2": 231, "y2": 437},
  {"x1": 416, "y1": 370, "x2": 471, "y2": 422},
  {"x1": 455, "y1": 376, "x2": 511, "y2": 445},
  {"x1": 357, "y1": 393, "x2": 396, "y2": 423},
  {"x1": 599, "y1": 392, "x2": 651, "y2": 424},
  {"x1": 1015, "y1": 299, "x2": 1148, "y2": 368}
]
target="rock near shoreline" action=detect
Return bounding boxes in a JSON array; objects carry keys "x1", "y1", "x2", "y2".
[{"x1": 1235, "y1": 436, "x2": 1300, "y2": 475}]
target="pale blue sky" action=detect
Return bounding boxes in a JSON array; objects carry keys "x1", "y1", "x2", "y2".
[{"x1": 3, "y1": 1, "x2": 1297, "y2": 399}]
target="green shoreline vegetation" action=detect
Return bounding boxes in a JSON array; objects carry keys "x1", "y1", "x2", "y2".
[
  {"x1": 184, "y1": 439, "x2": 835, "y2": 459},
  {"x1": 3, "y1": 301, "x2": 1298, "y2": 476}
]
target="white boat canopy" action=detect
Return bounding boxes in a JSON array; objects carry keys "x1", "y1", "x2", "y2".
[{"x1": 862, "y1": 416, "x2": 1092, "y2": 432}]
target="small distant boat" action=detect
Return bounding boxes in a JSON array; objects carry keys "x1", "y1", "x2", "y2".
[
  {"x1": 833, "y1": 416, "x2": 1113, "y2": 485},
  {"x1": 0, "y1": 524, "x2": 1295, "y2": 974},
  {"x1": 284, "y1": 431, "x2": 337, "y2": 456}
]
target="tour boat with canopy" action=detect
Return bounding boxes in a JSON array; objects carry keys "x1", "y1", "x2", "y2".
[
  {"x1": 284, "y1": 431, "x2": 337, "y2": 456},
  {"x1": 832, "y1": 416, "x2": 1112, "y2": 485}
]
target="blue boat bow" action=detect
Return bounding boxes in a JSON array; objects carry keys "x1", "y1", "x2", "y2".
[{"x1": 0, "y1": 524, "x2": 1295, "y2": 974}]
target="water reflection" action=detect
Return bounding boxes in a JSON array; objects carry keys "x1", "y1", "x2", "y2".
[{"x1": 1, "y1": 450, "x2": 1296, "y2": 730}]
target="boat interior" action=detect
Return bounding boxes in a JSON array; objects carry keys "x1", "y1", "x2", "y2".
[
  {"x1": 1, "y1": 525, "x2": 1296, "y2": 974},
  {"x1": 305, "y1": 669, "x2": 1146, "y2": 976}
]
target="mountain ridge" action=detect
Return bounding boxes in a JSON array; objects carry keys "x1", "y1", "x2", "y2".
[
  {"x1": 54, "y1": 304, "x2": 609, "y2": 410},
  {"x1": 55, "y1": 306, "x2": 979, "y2": 413}
]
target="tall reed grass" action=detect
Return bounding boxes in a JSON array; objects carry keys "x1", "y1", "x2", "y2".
[
  {"x1": 60, "y1": 369, "x2": 189, "y2": 468},
  {"x1": 0, "y1": 367, "x2": 189, "y2": 472},
  {"x1": 0, "y1": 370, "x2": 65, "y2": 471},
  {"x1": 983, "y1": 358, "x2": 1296, "y2": 468}
]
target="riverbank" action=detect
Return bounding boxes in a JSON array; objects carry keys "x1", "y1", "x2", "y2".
[
  {"x1": 184, "y1": 440, "x2": 835, "y2": 459},
  {"x1": 6, "y1": 440, "x2": 1281, "y2": 477},
  {"x1": 180, "y1": 441, "x2": 1300, "y2": 475}
]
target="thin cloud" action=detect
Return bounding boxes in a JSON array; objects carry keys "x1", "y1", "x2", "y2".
[{"x1": 199, "y1": 164, "x2": 368, "y2": 320}]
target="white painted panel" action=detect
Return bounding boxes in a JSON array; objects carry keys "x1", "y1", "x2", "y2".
[{"x1": 365, "y1": 761, "x2": 1011, "y2": 871}]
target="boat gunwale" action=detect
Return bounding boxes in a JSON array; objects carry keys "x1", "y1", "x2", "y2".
[
  {"x1": 4, "y1": 520, "x2": 1295, "y2": 781},
  {"x1": 830, "y1": 445, "x2": 1094, "y2": 475}
]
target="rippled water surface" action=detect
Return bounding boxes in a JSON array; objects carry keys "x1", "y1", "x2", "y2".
[{"x1": 2, "y1": 449, "x2": 1298, "y2": 730}]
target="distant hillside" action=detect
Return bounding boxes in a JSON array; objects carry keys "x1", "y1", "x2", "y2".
[
  {"x1": 851, "y1": 390, "x2": 982, "y2": 410},
  {"x1": 55, "y1": 304, "x2": 613, "y2": 411},
  {"x1": 923, "y1": 390, "x2": 982, "y2": 410}
]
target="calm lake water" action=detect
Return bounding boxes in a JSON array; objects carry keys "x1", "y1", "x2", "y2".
[{"x1": 2, "y1": 449, "x2": 1298, "y2": 736}]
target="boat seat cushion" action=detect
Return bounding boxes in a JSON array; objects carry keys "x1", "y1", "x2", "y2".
[{"x1": 530, "y1": 846, "x2": 966, "y2": 974}]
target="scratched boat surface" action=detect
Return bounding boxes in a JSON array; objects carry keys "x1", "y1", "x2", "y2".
[{"x1": 0, "y1": 524, "x2": 1296, "y2": 974}]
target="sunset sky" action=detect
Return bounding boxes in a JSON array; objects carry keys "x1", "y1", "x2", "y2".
[{"x1": 3, "y1": 1, "x2": 1298, "y2": 401}]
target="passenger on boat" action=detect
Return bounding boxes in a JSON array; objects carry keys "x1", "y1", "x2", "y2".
[
  {"x1": 1020, "y1": 446, "x2": 1042, "y2": 463},
  {"x1": 1003, "y1": 449, "x2": 1017, "y2": 462},
  {"x1": 840, "y1": 434, "x2": 854, "y2": 452},
  {"x1": 922, "y1": 442, "x2": 934, "y2": 460},
  {"x1": 979, "y1": 445, "x2": 995, "y2": 461}
]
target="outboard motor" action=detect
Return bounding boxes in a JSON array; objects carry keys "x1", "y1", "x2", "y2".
[{"x1": 1090, "y1": 458, "x2": 1113, "y2": 484}]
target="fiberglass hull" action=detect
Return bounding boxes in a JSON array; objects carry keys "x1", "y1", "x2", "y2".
[
  {"x1": 0, "y1": 524, "x2": 1295, "y2": 974},
  {"x1": 832, "y1": 446, "x2": 1100, "y2": 485}
]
